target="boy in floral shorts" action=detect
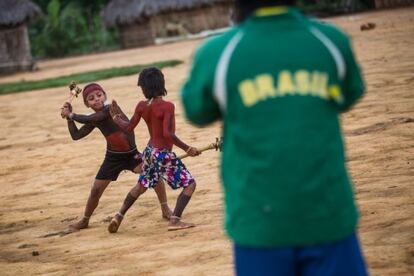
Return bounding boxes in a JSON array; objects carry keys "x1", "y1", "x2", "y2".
[
  {"x1": 108, "y1": 67, "x2": 200, "y2": 232},
  {"x1": 139, "y1": 145, "x2": 194, "y2": 190}
]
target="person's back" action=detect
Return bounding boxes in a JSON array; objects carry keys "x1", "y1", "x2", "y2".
[
  {"x1": 184, "y1": 5, "x2": 364, "y2": 246},
  {"x1": 181, "y1": 1, "x2": 367, "y2": 275},
  {"x1": 138, "y1": 98, "x2": 175, "y2": 150}
]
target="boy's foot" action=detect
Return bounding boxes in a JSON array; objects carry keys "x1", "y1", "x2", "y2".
[
  {"x1": 168, "y1": 216, "x2": 195, "y2": 231},
  {"x1": 161, "y1": 204, "x2": 173, "y2": 220},
  {"x1": 68, "y1": 217, "x2": 89, "y2": 232},
  {"x1": 108, "y1": 213, "x2": 123, "y2": 233}
]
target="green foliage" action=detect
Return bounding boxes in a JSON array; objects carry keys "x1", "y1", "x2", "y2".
[
  {"x1": 30, "y1": 0, "x2": 118, "y2": 58},
  {"x1": 0, "y1": 60, "x2": 183, "y2": 95},
  {"x1": 34, "y1": 0, "x2": 78, "y2": 57}
]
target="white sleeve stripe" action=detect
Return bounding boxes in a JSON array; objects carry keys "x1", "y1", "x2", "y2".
[
  {"x1": 213, "y1": 31, "x2": 244, "y2": 112},
  {"x1": 309, "y1": 26, "x2": 346, "y2": 80}
]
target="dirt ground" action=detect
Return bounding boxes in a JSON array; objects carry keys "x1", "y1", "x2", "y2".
[{"x1": 0, "y1": 7, "x2": 413, "y2": 276}]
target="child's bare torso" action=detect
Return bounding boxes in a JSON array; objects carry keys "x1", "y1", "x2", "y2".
[
  {"x1": 70, "y1": 105, "x2": 136, "y2": 152},
  {"x1": 139, "y1": 98, "x2": 175, "y2": 151}
]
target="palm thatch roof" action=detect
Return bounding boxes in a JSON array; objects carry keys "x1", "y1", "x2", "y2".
[
  {"x1": 0, "y1": 0, "x2": 42, "y2": 27},
  {"x1": 104, "y1": 0, "x2": 232, "y2": 27}
]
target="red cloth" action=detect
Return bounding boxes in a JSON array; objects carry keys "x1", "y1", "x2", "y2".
[{"x1": 82, "y1": 83, "x2": 106, "y2": 103}]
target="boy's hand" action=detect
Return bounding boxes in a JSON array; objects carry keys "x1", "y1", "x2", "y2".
[
  {"x1": 63, "y1": 102, "x2": 72, "y2": 112},
  {"x1": 110, "y1": 100, "x2": 122, "y2": 120},
  {"x1": 61, "y1": 102, "x2": 72, "y2": 119},
  {"x1": 187, "y1": 146, "x2": 201, "y2": 157}
]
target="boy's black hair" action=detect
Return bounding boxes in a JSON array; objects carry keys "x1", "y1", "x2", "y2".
[
  {"x1": 234, "y1": 0, "x2": 297, "y2": 23},
  {"x1": 138, "y1": 67, "x2": 167, "y2": 99}
]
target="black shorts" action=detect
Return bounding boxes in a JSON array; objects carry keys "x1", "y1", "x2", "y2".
[{"x1": 96, "y1": 149, "x2": 142, "y2": 181}]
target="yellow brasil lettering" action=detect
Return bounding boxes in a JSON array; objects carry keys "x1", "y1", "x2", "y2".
[{"x1": 239, "y1": 70, "x2": 343, "y2": 107}]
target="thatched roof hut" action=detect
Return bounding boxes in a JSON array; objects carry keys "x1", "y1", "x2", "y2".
[
  {"x1": 0, "y1": 0, "x2": 41, "y2": 27},
  {"x1": 0, "y1": 0, "x2": 42, "y2": 74},
  {"x1": 103, "y1": 0, "x2": 232, "y2": 48}
]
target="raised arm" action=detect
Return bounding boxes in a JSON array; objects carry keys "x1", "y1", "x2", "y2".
[
  {"x1": 67, "y1": 120, "x2": 95, "y2": 140},
  {"x1": 69, "y1": 107, "x2": 109, "y2": 124},
  {"x1": 116, "y1": 103, "x2": 131, "y2": 123},
  {"x1": 61, "y1": 102, "x2": 95, "y2": 139},
  {"x1": 112, "y1": 101, "x2": 142, "y2": 132}
]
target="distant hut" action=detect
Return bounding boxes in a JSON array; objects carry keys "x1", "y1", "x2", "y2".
[
  {"x1": 0, "y1": 0, "x2": 42, "y2": 74},
  {"x1": 103, "y1": 0, "x2": 232, "y2": 49}
]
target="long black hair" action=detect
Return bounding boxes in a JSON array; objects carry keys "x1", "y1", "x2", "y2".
[
  {"x1": 234, "y1": 0, "x2": 297, "y2": 23},
  {"x1": 138, "y1": 67, "x2": 168, "y2": 99}
]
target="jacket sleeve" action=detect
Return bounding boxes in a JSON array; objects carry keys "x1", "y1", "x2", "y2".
[
  {"x1": 181, "y1": 38, "x2": 222, "y2": 126},
  {"x1": 313, "y1": 22, "x2": 365, "y2": 112},
  {"x1": 339, "y1": 36, "x2": 365, "y2": 112}
]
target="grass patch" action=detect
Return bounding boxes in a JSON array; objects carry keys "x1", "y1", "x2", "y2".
[{"x1": 0, "y1": 60, "x2": 183, "y2": 95}]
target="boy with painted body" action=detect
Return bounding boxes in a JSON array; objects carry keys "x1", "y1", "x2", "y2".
[
  {"x1": 61, "y1": 83, "x2": 171, "y2": 231},
  {"x1": 108, "y1": 67, "x2": 200, "y2": 232},
  {"x1": 181, "y1": 0, "x2": 368, "y2": 275}
]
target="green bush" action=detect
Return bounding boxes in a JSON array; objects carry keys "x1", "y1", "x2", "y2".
[{"x1": 30, "y1": 0, "x2": 118, "y2": 58}]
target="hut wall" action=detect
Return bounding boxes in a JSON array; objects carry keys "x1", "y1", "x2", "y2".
[
  {"x1": 150, "y1": 3, "x2": 231, "y2": 38},
  {"x1": 374, "y1": 0, "x2": 414, "y2": 8},
  {"x1": 0, "y1": 24, "x2": 34, "y2": 74},
  {"x1": 119, "y1": 19, "x2": 155, "y2": 49}
]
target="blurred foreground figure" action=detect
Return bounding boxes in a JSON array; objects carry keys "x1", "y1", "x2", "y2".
[{"x1": 181, "y1": 0, "x2": 368, "y2": 275}]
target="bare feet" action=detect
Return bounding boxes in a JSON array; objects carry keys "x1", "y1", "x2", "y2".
[
  {"x1": 161, "y1": 204, "x2": 173, "y2": 220},
  {"x1": 108, "y1": 213, "x2": 123, "y2": 233},
  {"x1": 168, "y1": 216, "x2": 195, "y2": 231},
  {"x1": 69, "y1": 217, "x2": 89, "y2": 232}
]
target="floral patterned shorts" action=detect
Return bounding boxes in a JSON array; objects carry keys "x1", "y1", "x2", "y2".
[{"x1": 138, "y1": 145, "x2": 195, "y2": 189}]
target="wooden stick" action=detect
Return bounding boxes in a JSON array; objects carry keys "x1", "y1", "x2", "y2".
[
  {"x1": 178, "y1": 137, "x2": 222, "y2": 159},
  {"x1": 61, "y1": 81, "x2": 82, "y2": 118},
  {"x1": 65, "y1": 81, "x2": 82, "y2": 104},
  {"x1": 179, "y1": 143, "x2": 216, "y2": 159}
]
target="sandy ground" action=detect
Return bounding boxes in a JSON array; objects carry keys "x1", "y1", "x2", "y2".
[{"x1": 0, "y1": 7, "x2": 413, "y2": 276}]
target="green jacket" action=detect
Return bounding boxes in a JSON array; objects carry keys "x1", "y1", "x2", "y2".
[{"x1": 181, "y1": 7, "x2": 365, "y2": 247}]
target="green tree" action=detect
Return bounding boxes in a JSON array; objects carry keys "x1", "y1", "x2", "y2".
[{"x1": 30, "y1": 0, "x2": 118, "y2": 58}]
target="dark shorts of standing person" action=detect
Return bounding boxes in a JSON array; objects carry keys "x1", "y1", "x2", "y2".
[
  {"x1": 234, "y1": 232, "x2": 368, "y2": 276},
  {"x1": 96, "y1": 148, "x2": 142, "y2": 181}
]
